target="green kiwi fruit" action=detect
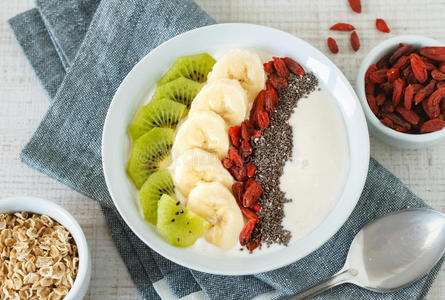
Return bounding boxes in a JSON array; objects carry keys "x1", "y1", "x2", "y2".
[
  {"x1": 158, "y1": 53, "x2": 216, "y2": 85},
  {"x1": 128, "y1": 98, "x2": 186, "y2": 140},
  {"x1": 157, "y1": 194, "x2": 209, "y2": 247},
  {"x1": 127, "y1": 127, "x2": 174, "y2": 189},
  {"x1": 139, "y1": 169, "x2": 175, "y2": 225},
  {"x1": 152, "y1": 77, "x2": 203, "y2": 108}
]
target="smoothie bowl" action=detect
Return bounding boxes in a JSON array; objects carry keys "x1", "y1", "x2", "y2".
[{"x1": 102, "y1": 23, "x2": 369, "y2": 275}]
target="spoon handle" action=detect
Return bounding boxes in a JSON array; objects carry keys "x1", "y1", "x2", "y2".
[{"x1": 284, "y1": 268, "x2": 356, "y2": 300}]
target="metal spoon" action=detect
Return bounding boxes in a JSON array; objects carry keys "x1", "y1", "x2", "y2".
[{"x1": 286, "y1": 208, "x2": 445, "y2": 299}]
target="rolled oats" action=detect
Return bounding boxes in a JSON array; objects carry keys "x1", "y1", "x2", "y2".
[{"x1": 0, "y1": 213, "x2": 78, "y2": 300}]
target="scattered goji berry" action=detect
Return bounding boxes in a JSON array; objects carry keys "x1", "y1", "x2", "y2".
[
  {"x1": 229, "y1": 166, "x2": 247, "y2": 182},
  {"x1": 268, "y1": 73, "x2": 288, "y2": 89},
  {"x1": 240, "y1": 139, "x2": 253, "y2": 158},
  {"x1": 252, "y1": 203, "x2": 261, "y2": 213},
  {"x1": 251, "y1": 129, "x2": 262, "y2": 140},
  {"x1": 350, "y1": 31, "x2": 360, "y2": 52},
  {"x1": 348, "y1": 0, "x2": 361, "y2": 13},
  {"x1": 222, "y1": 157, "x2": 233, "y2": 169},
  {"x1": 283, "y1": 57, "x2": 305, "y2": 76},
  {"x1": 229, "y1": 126, "x2": 241, "y2": 148},
  {"x1": 246, "y1": 163, "x2": 256, "y2": 178},
  {"x1": 266, "y1": 86, "x2": 279, "y2": 106},
  {"x1": 239, "y1": 220, "x2": 256, "y2": 246},
  {"x1": 263, "y1": 61, "x2": 274, "y2": 74},
  {"x1": 257, "y1": 110, "x2": 270, "y2": 129},
  {"x1": 330, "y1": 23, "x2": 355, "y2": 31},
  {"x1": 272, "y1": 57, "x2": 290, "y2": 78},
  {"x1": 232, "y1": 182, "x2": 244, "y2": 206},
  {"x1": 243, "y1": 180, "x2": 263, "y2": 208},
  {"x1": 246, "y1": 236, "x2": 261, "y2": 251},
  {"x1": 376, "y1": 18, "x2": 390, "y2": 33},
  {"x1": 240, "y1": 207, "x2": 260, "y2": 223},
  {"x1": 228, "y1": 147, "x2": 243, "y2": 167},
  {"x1": 327, "y1": 37, "x2": 339, "y2": 54}
]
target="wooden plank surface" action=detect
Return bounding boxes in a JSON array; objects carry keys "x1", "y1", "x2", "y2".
[{"x1": 0, "y1": 0, "x2": 443, "y2": 299}]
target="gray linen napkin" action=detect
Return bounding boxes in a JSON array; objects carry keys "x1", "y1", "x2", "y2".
[{"x1": 8, "y1": 0, "x2": 444, "y2": 299}]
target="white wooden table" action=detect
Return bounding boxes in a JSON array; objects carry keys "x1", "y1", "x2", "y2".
[{"x1": 0, "y1": 0, "x2": 443, "y2": 299}]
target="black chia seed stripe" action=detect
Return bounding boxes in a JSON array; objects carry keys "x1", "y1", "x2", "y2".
[{"x1": 248, "y1": 73, "x2": 318, "y2": 247}]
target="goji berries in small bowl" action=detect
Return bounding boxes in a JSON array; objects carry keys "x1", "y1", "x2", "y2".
[{"x1": 356, "y1": 35, "x2": 445, "y2": 149}]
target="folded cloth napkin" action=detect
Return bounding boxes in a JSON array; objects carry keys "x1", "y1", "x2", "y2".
[{"x1": 8, "y1": 0, "x2": 444, "y2": 299}]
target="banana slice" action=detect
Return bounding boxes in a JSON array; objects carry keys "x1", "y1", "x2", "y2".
[
  {"x1": 189, "y1": 79, "x2": 248, "y2": 126},
  {"x1": 208, "y1": 49, "x2": 265, "y2": 102},
  {"x1": 187, "y1": 181, "x2": 244, "y2": 249},
  {"x1": 173, "y1": 111, "x2": 229, "y2": 159},
  {"x1": 172, "y1": 148, "x2": 233, "y2": 197}
]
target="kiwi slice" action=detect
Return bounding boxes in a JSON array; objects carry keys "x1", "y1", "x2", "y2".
[
  {"x1": 128, "y1": 98, "x2": 186, "y2": 140},
  {"x1": 158, "y1": 53, "x2": 216, "y2": 85},
  {"x1": 152, "y1": 77, "x2": 203, "y2": 108},
  {"x1": 157, "y1": 194, "x2": 209, "y2": 247},
  {"x1": 127, "y1": 127, "x2": 174, "y2": 189},
  {"x1": 139, "y1": 169, "x2": 175, "y2": 225}
]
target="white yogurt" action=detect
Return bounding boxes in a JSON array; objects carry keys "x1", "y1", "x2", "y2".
[{"x1": 280, "y1": 88, "x2": 349, "y2": 240}]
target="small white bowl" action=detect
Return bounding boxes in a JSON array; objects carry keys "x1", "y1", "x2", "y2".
[
  {"x1": 102, "y1": 23, "x2": 369, "y2": 275},
  {"x1": 0, "y1": 196, "x2": 91, "y2": 300},
  {"x1": 356, "y1": 35, "x2": 445, "y2": 149}
]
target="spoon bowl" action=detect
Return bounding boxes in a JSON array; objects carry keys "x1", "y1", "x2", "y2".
[{"x1": 288, "y1": 208, "x2": 445, "y2": 299}]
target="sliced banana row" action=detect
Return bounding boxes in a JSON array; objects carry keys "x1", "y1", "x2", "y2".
[{"x1": 172, "y1": 49, "x2": 265, "y2": 249}]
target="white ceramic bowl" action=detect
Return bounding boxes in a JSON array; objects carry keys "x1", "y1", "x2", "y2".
[
  {"x1": 356, "y1": 35, "x2": 445, "y2": 149},
  {"x1": 0, "y1": 196, "x2": 91, "y2": 299},
  {"x1": 102, "y1": 23, "x2": 369, "y2": 275}
]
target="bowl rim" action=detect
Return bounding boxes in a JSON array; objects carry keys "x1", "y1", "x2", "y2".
[
  {"x1": 356, "y1": 35, "x2": 445, "y2": 143},
  {"x1": 102, "y1": 22, "x2": 370, "y2": 275},
  {"x1": 0, "y1": 196, "x2": 91, "y2": 299}
]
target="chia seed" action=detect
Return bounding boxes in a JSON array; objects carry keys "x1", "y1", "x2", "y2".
[{"x1": 248, "y1": 73, "x2": 318, "y2": 246}]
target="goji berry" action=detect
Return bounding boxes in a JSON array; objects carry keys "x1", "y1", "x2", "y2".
[
  {"x1": 390, "y1": 44, "x2": 413, "y2": 64},
  {"x1": 263, "y1": 61, "x2": 274, "y2": 74},
  {"x1": 229, "y1": 126, "x2": 241, "y2": 148},
  {"x1": 439, "y1": 62, "x2": 445, "y2": 73},
  {"x1": 239, "y1": 220, "x2": 255, "y2": 246},
  {"x1": 422, "y1": 98, "x2": 440, "y2": 119},
  {"x1": 245, "y1": 178, "x2": 256, "y2": 190},
  {"x1": 327, "y1": 37, "x2": 339, "y2": 54},
  {"x1": 396, "y1": 106, "x2": 420, "y2": 125},
  {"x1": 404, "y1": 84, "x2": 415, "y2": 110},
  {"x1": 424, "y1": 62, "x2": 437, "y2": 71},
  {"x1": 437, "y1": 81, "x2": 445, "y2": 89},
  {"x1": 265, "y1": 92, "x2": 275, "y2": 115},
  {"x1": 419, "y1": 47, "x2": 445, "y2": 61},
  {"x1": 240, "y1": 207, "x2": 260, "y2": 223},
  {"x1": 370, "y1": 69, "x2": 388, "y2": 84},
  {"x1": 376, "y1": 94, "x2": 386, "y2": 106},
  {"x1": 257, "y1": 110, "x2": 270, "y2": 129},
  {"x1": 382, "y1": 100, "x2": 395, "y2": 113},
  {"x1": 376, "y1": 55, "x2": 391, "y2": 69},
  {"x1": 381, "y1": 82, "x2": 393, "y2": 96},
  {"x1": 251, "y1": 129, "x2": 262, "y2": 140},
  {"x1": 250, "y1": 90, "x2": 265, "y2": 125},
  {"x1": 376, "y1": 18, "x2": 390, "y2": 33},
  {"x1": 380, "y1": 117, "x2": 394, "y2": 128},
  {"x1": 387, "y1": 68, "x2": 400, "y2": 83},
  {"x1": 414, "y1": 80, "x2": 436, "y2": 105},
  {"x1": 350, "y1": 31, "x2": 360, "y2": 52},
  {"x1": 266, "y1": 85, "x2": 279, "y2": 106},
  {"x1": 392, "y1": 78, "x2": 405, "y2": 107},
  {"x1": 420, "y1": 119, "x2": 445, "y2": 133},
  {"x1": 246, "y1": 163, "x2": 256, "y2": 178},
  {"x1": 272, "y1": 57, "x2": 290, "y2": 78},
  {"x1": 365, "y1": 82, "x2": 375, "y2": 95},
  {"x1": 383, "y1": 112, "x2": 411, "y2": 130},
  {"x1": 222, "y1": 157, "x2": 233, "y2": 169},
  {"x1": 367, "y1": 94, "x2": 378, "y2": 115},
  {"x1": 252, "y1": 203, "x2": 261, "y2": 213},
  {"x1": 365, "y1": 64, "x2": 378, "y2": 83},
  {"x1": 232, "y1": 182, "x2": 244, "y2": 205},
  {"x1": 229, "y1": 166, "x2": 247, "y2": 182},
  {"x1": 283, "y1": 57, "x2": 305, "y2": 76},
  {"x1": 348, "y1": 0, "x2": 361, "y2": 13},
  {"x1": 243, "y1": 180, "x2": 263, "y2": 207},
  {"x1": 393, "y1": 56, "x2": 410, "y2": 70},
  {"x1": 240, "y1": 139, "x2": 253, "y2": 158},
  {"x1": 246, "y1": 236, "x2": 261, "y2": 251},
  {"x1": 410, "y1": 53, "x2": 428, "y2": 83},
  {"x1": 241, "y1": 120, "x2": 253, "y2": 140},
  {"x1": 330, "y1": 23, "x2": 355, "y2": 31},
  {"x1": 427, "y1": 87, "x2": 445, "y2": 111},
  {"x1": 431, "y1": 70, "x2": 445, "y2": 81},
  {"x1": 229, "y1": 147, "x2": 243, "y2": 167},
  {"x1": 268, "y1": 73, "x2": 288, "y2": 89}
]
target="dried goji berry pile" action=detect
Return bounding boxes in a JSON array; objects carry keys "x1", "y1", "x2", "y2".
[
  {"x1": 365, "y1": 45, "x2": 445, "y2": 133},
  {"x1": 222, "y1": 57, "x2": 316, "y2": 251}
]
